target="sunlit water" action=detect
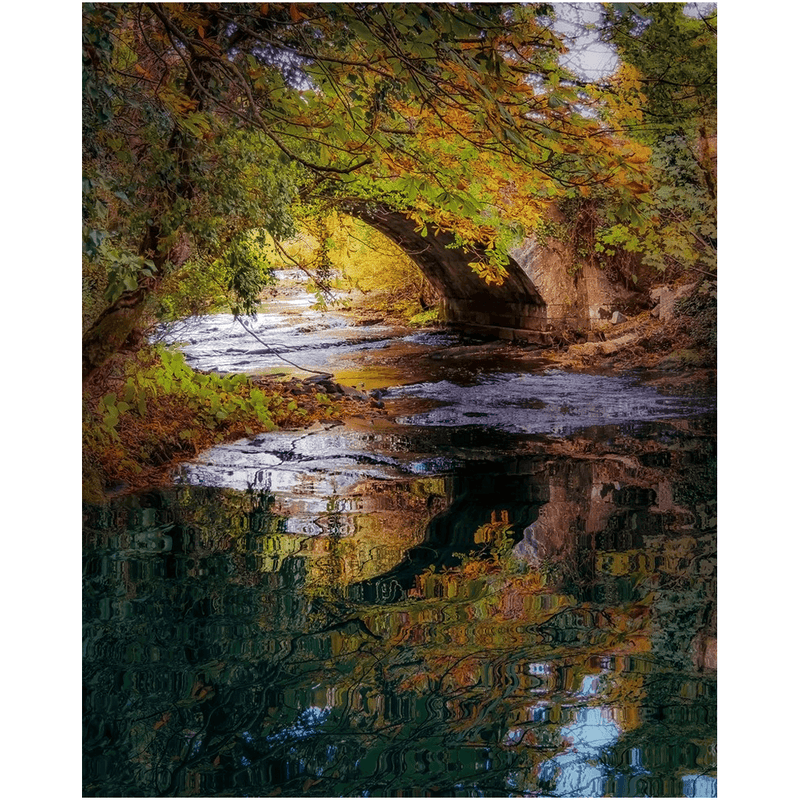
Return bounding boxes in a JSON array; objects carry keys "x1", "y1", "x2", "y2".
[{"x1": 85, "y1": 282, "x2": 716, "y2": 797}]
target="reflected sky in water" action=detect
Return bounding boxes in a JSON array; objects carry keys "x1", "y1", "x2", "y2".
[{"x1": 537, "y1": 707, "x2": 622, "y2": 797}]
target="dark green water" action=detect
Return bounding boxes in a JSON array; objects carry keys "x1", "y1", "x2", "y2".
[
  {"x1": 84, "y1": 422, "x2": 715, "y2": 797},
  {"x1": 86, "y1": 314, "x2": 716, "y2": 797}
]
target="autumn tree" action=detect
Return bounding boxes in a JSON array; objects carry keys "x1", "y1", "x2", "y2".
[
  {"x1": 83, "y1": 2, "x2": 655, "y2": 380},
  {"x1": 542, "y1": 2, "x2": 717, "y2": 284},
  {"x1": 607, "y1": 2, "x2": 717, "y2": 278}
]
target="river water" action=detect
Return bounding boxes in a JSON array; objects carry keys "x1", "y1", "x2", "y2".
[{"x1": 84, "y1": 273, "x2": 716, "y2": 797}]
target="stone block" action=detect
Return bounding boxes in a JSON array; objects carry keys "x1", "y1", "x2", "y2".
[{"x1": 649, "y1": 283, "x2": 695, "y2": 322}]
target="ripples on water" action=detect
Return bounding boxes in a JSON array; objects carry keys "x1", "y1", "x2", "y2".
[
  {"x1": 158, "y1": 311, "x2": 403, "y2": 375},
  {"x1": 391, "y1": 370, "x2": 712, "y2": 434},
  {"x1": 85, "y1": 312, "x2": 716, "y2": 797}
]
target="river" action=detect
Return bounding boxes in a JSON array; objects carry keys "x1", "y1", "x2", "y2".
[{"x1": 83, "y1": 271, "x2": 716, "y2": 797}]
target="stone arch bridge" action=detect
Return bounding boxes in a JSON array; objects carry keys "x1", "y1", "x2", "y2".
[{"x1": 348, "y1": 204, "x2": 640, "y2": 343}]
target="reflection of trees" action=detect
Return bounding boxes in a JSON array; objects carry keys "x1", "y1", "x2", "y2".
[
  {"x1": 84, "y1": 420, "x2": 715, "y2": 796},
  {"x1": 84, "y1": 487, "x2": 304, "y2": 795},
  {"x1": 348, "y1": 464, "x2": 550, "y2": 604}
]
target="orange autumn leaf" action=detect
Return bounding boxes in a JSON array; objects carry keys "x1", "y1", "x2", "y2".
[{"x1": 153, "y1": 712, "x2": 171, "y2": 730}]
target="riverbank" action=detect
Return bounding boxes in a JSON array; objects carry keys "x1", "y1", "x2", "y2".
[
  {"x1": 438, "y1": 282, "x2": 716, "y2": 395},
  {"x1": 82, "y1": 351, "x2": 388, "y2": 502},
  {"x1": 83, "y1": 280, "x2": 714, "y2": 502},
  {"x1": 542, "y1": 290, "x2": 715, "y2": 375}
]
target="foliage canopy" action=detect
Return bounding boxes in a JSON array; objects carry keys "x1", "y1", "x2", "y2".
[
  {"x1": 557, "y1": 3, "x2": 717, "y2": 282},
  {"x1": 82, "y1": 2, "x2": 715, "y2": 376}
]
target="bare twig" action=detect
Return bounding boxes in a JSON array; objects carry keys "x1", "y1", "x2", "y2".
[{"x1": 235, "y1": 316, "x2": 331, "y2": 375}]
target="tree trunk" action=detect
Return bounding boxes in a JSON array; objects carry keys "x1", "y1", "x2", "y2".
[
  {"x1": 83, "y1": 203, "x2": 195, "y2": 381},
  {"x1": 82, "y1": 285, "x2": 153, "y2": 381}
]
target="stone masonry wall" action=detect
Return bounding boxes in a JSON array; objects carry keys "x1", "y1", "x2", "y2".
[{"x1": 510, "y1": 233, "x2": 643, "y2": 332}]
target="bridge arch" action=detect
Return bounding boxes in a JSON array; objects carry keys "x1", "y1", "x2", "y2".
[{"x1": 345, "y1": 204, "x2": 550, "y2": 342}]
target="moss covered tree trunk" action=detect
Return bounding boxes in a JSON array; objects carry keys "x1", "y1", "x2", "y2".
[{"x1": 82, "y1": 287, "x2": 152, "y2": 380}]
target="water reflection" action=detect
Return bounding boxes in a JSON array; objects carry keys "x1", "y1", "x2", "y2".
[
  {"x1": 84, "y1": 414, "x2": 715, "y2": 797},
  {"x1": 536, "y1": 707, "x2": 622, "y2": 797}
]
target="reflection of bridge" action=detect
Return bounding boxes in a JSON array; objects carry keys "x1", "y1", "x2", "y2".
[
  {"x1": 347, "y1": 204, "x2": 551, "y2": 342},
  {"x1": 347, "y1": 458, "x2": 551, "y2": 605},
  {"x1": 347, "y1": 451, "x2": 704, "y2": 610}
]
